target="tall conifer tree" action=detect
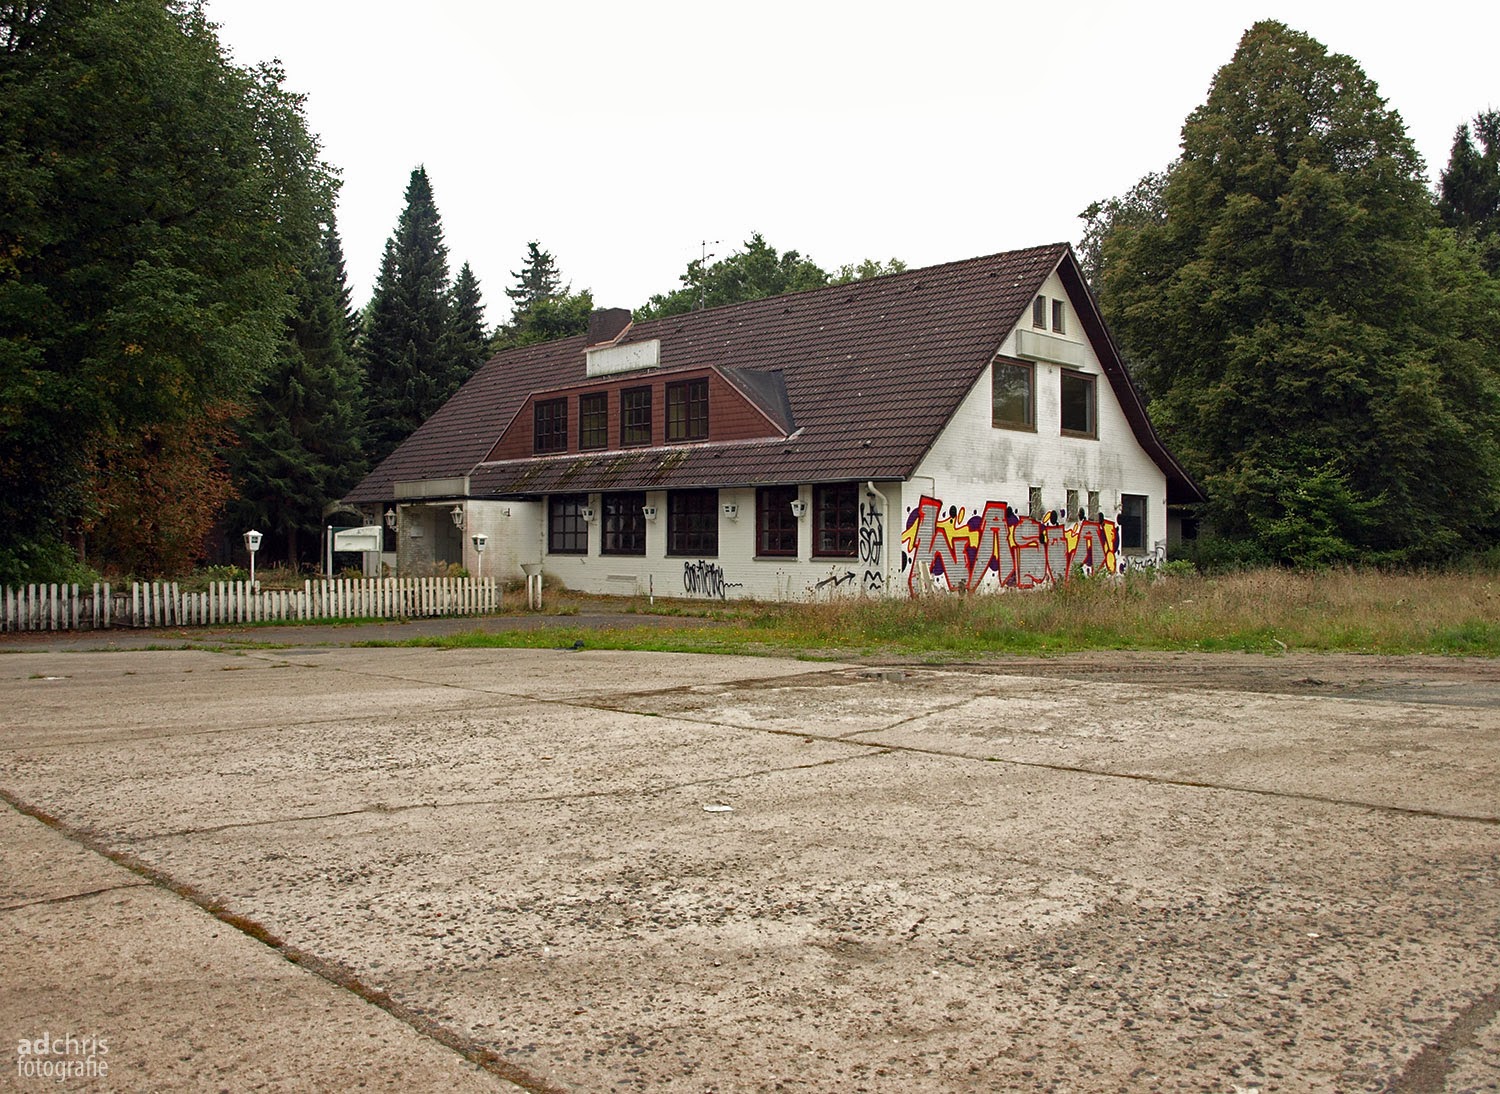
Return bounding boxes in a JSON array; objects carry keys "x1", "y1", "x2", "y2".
[
  {"x1": 227, "y1": 220, "x2": 366, "y2": 565},
  {"x1": 443, "y1": 262, "x2": 489, "y2": 394},
  {"x1": 360, "y1": 166, "x2": 454, "y2": 463}
]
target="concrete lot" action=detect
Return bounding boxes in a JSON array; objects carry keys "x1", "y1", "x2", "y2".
[{"x1": 1, "y1": 644, "x2": 1498, "y2": 1092}]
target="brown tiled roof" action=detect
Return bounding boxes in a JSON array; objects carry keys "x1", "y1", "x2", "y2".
[{"x1": 345, "y1": 244, "x2": 1204, "y2": 505}]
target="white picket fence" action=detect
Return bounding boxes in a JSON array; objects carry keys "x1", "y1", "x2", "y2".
[{"x1": 0, "y1": 577, "x2": 500, "y2": 632}]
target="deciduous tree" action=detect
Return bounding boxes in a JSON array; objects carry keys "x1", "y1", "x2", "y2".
[
  {"x1": 0, "y1": 0, "x2": 334, "y2": 582},
  {"x1": 1092, "y1": 21, "x2": 1500, "y2": 565},
  {"x1": 635, "y1": 234, "x2": 831, "y2": 319}
]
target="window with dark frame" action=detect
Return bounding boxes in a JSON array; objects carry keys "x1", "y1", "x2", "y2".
[
  {"x1": 991, "y1": 359, "x2": 1035, "y2": 430},
  {"x1": 1060, "y1": 370, "x2": 1097, "y2": 437},
  {"x1": 547, "y1": 494, "x2": 589, "y2": 554},
  {"x1": 534, "y1": 397, "x2": 568, "y2": 454},
  {"x1": 601, "y1": 491, "x2": 647, "y2": 555},
  {"x1": 1120, "y1": 494, "x2": 1148, "y2": 551},
  {"x1": 620, "y1": 387, "x2": 652, "y2": 446},
  {"x1": 813, "y1": 483, "x2": 858, "y2": 557},
  {"x1": 1032, "y1": 295, "x2": 1047, "y2": 328},
  {"x1": 579, "y1": 392, "x2": 608, "y2": 450},
  {"x1": 1052, "y1": 298, "x2": 1066, "y2": 334},
  {"x1": 667, "y1": 489, "x2": 718, "y2": 556},
  {"x1": 666, "y1": 379, "x2": 709, "y2": 442},
  {"x1": 757, "y1": 486, "x2": 798, "y2": 557}
]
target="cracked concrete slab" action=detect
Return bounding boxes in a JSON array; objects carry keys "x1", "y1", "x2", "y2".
[
  {"x1": 0, "y1": 807, "x2": 512, "y2": 1091},
  {"x1": 1, "y1": 646, "x2": 1498, "y2": 1091}
]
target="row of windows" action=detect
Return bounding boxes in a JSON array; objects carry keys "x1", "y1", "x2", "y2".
[
  {"x1": 1032, "y1": 294, "x2": 1066, "y2": 334},
  {"x1": 534, "y1": 379, "x2": 708, "y2": 454},
  {"x1": 547, "y1": 484, "x2": 863, "y2": 558},
  {"x1": 992, "y1": 360, "x2": 1096, "y2": 437}
]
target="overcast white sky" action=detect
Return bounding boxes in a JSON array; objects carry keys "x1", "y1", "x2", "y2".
[{"x1": 204, "y1": 0, "x2": 1497, "y2": 321}]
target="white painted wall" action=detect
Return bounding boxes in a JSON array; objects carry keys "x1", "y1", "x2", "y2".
[{"x1": 905, "y1": 270, "x2": 1167, "y2": 569}]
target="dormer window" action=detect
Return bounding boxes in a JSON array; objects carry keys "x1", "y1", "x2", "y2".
[
  {"x1": 666, "y1": 379, "x2": 709, "y2": 442},
  {"x1": 579, "y1": 392, "x2": 608, "y2": 450},
  {"x1": 621, "y1": 387, "x2": 652, "y2": 446},
  {"x1": 534, "y1": 398, "x2": 567, "y2": 453}
]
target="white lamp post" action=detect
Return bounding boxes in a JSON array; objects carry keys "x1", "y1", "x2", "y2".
[
  {"x1": 243, "y1": 529, "x2": 263, "y2": 585},
  {"x1": 470, "y1": 532, "x2": 488, "y2": 581}
]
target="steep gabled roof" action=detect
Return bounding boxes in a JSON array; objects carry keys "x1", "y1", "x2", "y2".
[{"x1": 345, "y1": 243, "x2": 1203, "y2": 505}]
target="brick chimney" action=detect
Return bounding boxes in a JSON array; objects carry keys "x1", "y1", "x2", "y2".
[{"x1": 586, "y1": 308, "x2": 632, "y2": 346}]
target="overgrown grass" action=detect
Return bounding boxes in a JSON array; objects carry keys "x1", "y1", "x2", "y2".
[{"x1": 355, "y1": 569, "x2": 1500, "y2": 659}]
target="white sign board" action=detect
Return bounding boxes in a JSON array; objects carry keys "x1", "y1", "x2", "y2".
[{"x1": 333, "y1": 525, "x2": 384, "y2": 552}]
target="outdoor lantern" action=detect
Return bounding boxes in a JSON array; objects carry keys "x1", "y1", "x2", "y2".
[
  {"x1": 243, "y1": 529, "x2": 263, "y2": 585},
  {"x1": 790, "y1": 499, "x2": 808, "y2": 519},
  {"x1": 470, "y1": 532, "x2": 488, "y2": 581},
  {"x1": 384, "y1": 507, "x2": 397, "y2": 530},
  {"x1": 641, "y1": 505, "x2": 658, "y2": 521},
  {"x1": 450, "y1": 505, "x2": 465, "y2": 529},
  {"x1": 722, "y1": 503, "x2": 739, "y2": 520}
]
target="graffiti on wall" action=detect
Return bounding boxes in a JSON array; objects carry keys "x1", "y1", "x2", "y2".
[
  {"x1": 900, "y1": 494, "x2": 1149, "y2": 593},
  {"x1": 859, "y1": 501, "x2": 885, "y2": 594},
  {"x1": 683, "y1": 559, "x2": 742, "y2": 599}
]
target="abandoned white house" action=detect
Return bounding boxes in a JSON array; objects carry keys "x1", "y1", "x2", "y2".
[{"x1": 343, "y1": 243, "x2": 1203, "y2": 600}]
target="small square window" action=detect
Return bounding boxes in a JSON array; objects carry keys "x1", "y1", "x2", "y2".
[
  {"x1": 668, "y1": 489, "x2": 718, "y2": 556},
  {"x1": 621, "y1": 387, "x2": 652, "y2": 446},
  {"x1": 1060, "y1": 371, "x2": 1096, "y2": 438},
  {"x1": 666, "y1": 379, "x2": 709, "y2": 442},
  {"x1": 992, "y1": 359, "x2": 1034, "y2": 430},
  {"x1": 757, "y1": 486, "x2": 798, "y2": 557},
  {"x1": 548, "y1": 494, "x2": 588, "y2": 554},
  {"x1": 813, "y1": 483, "x2": 858, "y2": 557},
  {"x1": 1052, "y1": 299, "x2": 1066, "y2": 334},
  {"x1": 534, "y1": 398, "x2": 567, "y2": 454},
  {"x1": 1032, "y1": 295, "x2": 1047, "y2": 328},
  {"x1": 602, "y1": 491, "x2": 646, "y2": 555},
  {"x1": 579, "y1": 392, "x2": 608, "y2": 450}
]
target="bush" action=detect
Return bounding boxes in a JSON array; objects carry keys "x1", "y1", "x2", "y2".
[{"x1": 0, "y1": 537, "x2": 101, "y2": 588}]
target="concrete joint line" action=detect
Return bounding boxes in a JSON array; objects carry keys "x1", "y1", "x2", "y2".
[
  {"x1": 1389, "y1": 977, "x2": 1500, "y2": 1092},
  {"x1": 0, "y1": 788, "x2": 563, "y2": 1094}
]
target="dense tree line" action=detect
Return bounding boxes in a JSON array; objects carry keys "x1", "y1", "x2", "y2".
[
  {"x1": 0, "y1": 0, "x2": 335, "y2": 582},
  {"x1": 1083, "y1": 21, "x2": 1500, "y2": 568},
  {"x1": 5, "y1": 9, "x2": 1495, "y2": 582}
]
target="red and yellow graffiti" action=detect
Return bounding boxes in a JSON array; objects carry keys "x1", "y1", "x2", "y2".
[{"x1": 899, "y1": 495, "x2": 1119, "y2": 593}]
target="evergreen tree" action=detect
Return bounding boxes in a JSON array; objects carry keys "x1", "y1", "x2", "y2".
[
  {"x1": 491, "y1": 242, "x2": 592, "y2": 351},
  {"x1": 360, "y1": 166, "x2": 454, "y2": 464},
  {"x1": 323, "y1": 221, "x2": 361, "y2": 356},
  {"x1": 636, "y1": 233, "x2": 830, "y2": 319},
  {"x1": 505, "y1": 242, "x2": 563, "y2": 317},
  {"x1": 441, "y1": 262, "x2": 490, "y2": 394},
  {"x1": 1438, "y1": 111, "x2": 1500, "y2": 273},
  {"x1": 1094, "y1": 21, "x2": 1500, "y2": 565},
  {"x1": 227, "y1": 220, "x2": 366, "y2": 565}
]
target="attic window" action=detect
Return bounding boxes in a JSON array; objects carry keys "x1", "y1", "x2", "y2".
[
  {"x1": 621, "y1": 387, "x2": 652, "y2": 446},
  {"x1": 534, "y1": 398, "x2": 567, "y2": 454},
  {"x1": 1052, "y1": 299, "x2": 1066, "y2": 334},
  {"x1": 1032, "y1": 296, "x2": 1047, "y2": 328}
]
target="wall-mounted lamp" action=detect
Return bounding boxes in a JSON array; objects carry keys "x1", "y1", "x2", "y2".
[
  {"x1": 790, "y1": 499, "x2": 808, "y2": 519},
  {"x1": 722, "y1": 503, "x2": 739, "y2": 520},
  {"x1": 641, "y1": 505, "x2": 658, "y2": 521},
  {"x1": 580, "y1": 507, "x2": 597, "y2": 522},
  {"x1": 450, "y1": 505, "x2": 465, "y2": 529},
  {"x1": 384, "y1": 507, "x2": 398, "y2": 530}
]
